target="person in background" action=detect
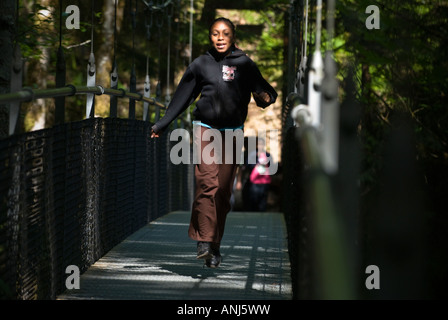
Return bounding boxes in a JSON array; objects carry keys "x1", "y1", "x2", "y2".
[{"x1": 237, "y1": 137, "x2": 272, "y2": 212}]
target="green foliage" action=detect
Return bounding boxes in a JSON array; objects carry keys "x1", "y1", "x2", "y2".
[
  {"x1": 337, "y1": 0, "x2": 448, "y2": 179},
  {"x1": 16, "y1": 3, "x2": 58, "y2": 60},
  {"x1": 335, "y1": 0, "x2": 448, "y2": 297}
]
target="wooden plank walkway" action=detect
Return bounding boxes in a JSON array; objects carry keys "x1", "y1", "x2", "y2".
[{"x1": 57, "y1": 211, "x2": 292, "y2": 300}]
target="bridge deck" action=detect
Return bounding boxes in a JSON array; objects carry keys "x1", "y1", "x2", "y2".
[{"x1": 57, "y1": 211, "x2": 292, "y2": 300}]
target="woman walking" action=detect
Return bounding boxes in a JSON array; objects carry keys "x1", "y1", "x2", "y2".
[{"x1": 151, "y1": 17, "x2": 277, "y2": 268}]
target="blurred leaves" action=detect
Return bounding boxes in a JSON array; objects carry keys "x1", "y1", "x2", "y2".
[{"x1": 337, "y1": 0, "x2": 448, "y2": 181}]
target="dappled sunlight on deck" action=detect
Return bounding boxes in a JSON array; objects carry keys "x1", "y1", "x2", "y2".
[{"x1": 57, "y1": 211, "x2": 292, "y2": 300}]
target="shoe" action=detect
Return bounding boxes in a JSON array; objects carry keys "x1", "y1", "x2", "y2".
[
  {"x1": 205, "y1": 243, "x2": 221, "y2": 268},
  {"x1": 196, "y1": 241, "x2": 212, "y2": 260}
]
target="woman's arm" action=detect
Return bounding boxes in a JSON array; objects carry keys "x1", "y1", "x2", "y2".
[
  {"x1": 249, "y1": 60, "x2": 278, "y2": 108},
  {"x1": 151, "y1": 66, "x2": 200, "y2": 136},
  {"x1": 252, "y1": 91, "x2": 272, "y2": 108}
]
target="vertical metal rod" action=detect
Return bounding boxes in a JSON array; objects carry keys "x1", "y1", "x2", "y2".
[
  {"x1": 110, "y1": 0, "x2": 118, "y2": 118},
  {"x1": 189, "y1": 0, "x2": 193, "y2": 65},
  {"x1": 143, "y1": 8, "x2": 152, "y2": 122},
  {"x1": 86, "y1": 0, "x2": 96, "y2": 118},
  {"x1": 55, "y1": 0, "x2": 66, "y2": 124},
  {"x1": 304, "y1": 0, "x2": 309, "y2": 59},
  {"x1": 307, "y1": 0, "x2": 323, "y2": 128},
  {"x1": 315, "y1": 0, "x2": 322, "y2": 52},
  {"x1": 165, "y1": 15, "x2": 171, "y2": 105},
  {"x1": 287, "y1": 1, "x2": 295, "y2": 95},
  {"x1": 129, "y1": 0, "x2": 137, "y2": 120},
  {"x1": 186, "y1": 0, "x2": 193, "y2": 124},
  {"x1": 9, "y1": 46, "x2": 23, "y2": 135},
  {"x1": 320, "y1": 0, "x2": 338, "y2": 174}
]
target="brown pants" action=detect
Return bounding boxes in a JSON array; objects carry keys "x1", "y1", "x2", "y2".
[{"x1": 188, "y1": 125, "x2": 241, "y2": 244}]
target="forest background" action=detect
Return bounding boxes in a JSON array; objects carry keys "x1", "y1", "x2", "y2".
[{"x1": 0, "y1": 0, "x2": 447, "y2": 298}]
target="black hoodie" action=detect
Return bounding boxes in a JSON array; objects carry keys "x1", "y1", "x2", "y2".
[{"x1": 151, "y1": 46, "x2": 278, "y2": 134}]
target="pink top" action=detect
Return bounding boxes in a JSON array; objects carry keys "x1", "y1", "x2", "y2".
[{"x1": 250, "y1": 153, "x2": 272, "y2": 184}]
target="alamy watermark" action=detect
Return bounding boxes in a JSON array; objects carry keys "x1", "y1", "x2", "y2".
[
  {"x1": 65, "y1": 5, "x2": 80, "y2": 30},
  {"x1": 168, "y1": 123, "x2": 279, "y2": 175},
  {"x1": 65, "y1": 265, "x2": 80, "y2": 290},
  {"x1": 365, "y1": 5, "x2": 380, "y2": 30},
  {"x1": 365, "y1": 265, "x2": 380, "y2": 290},
  {"x1": 64, "y1": 4, "x2": 379, "y2": 32},
  {"x1": 64, "y1": 4, "x2": 379, "y2": 31}
]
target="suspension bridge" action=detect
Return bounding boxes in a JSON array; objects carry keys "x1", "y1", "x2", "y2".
[{"x1": 0, "y1": 0, "x2": 431, "y2": 302}]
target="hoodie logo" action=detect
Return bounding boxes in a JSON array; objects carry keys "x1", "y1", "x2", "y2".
[{"x1": 222, "y1": 65, "x2": 237, "y2": 82}]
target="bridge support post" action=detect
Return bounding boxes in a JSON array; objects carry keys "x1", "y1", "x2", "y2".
[
  {"x1": 9, "y1": 44, "x2": 22, "y2": 135},
  {"x1": 110, "y1": 60, "x2": 118, "y2": 118},
  {"x1": 86, "y1": 52, "x2": 96, "y2": 118},
  {"x1": 55, "y1": 45, "x2": 66, "y2": 124},
  {"x1": 129, "y1": 66, "x2": 136, "y2": 120}
]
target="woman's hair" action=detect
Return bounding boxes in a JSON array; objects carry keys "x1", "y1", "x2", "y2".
[{"x1": 209, "y1": 17, "x2": 236, "y2": 41}]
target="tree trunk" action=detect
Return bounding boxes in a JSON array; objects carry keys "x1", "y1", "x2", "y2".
[
  {"x1": 25, "y1": 0, "x2": 52, "y2": 131},
  {"x1": 0, "y1": 0, "x2": 15, "y2": 139},
  {"x1": 95, "y1": 0, "x2": 124, "y2": 117}
]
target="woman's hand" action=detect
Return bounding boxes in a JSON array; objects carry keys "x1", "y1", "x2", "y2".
[
  {"x1": 253, "y1": 91, "x2": 271, "y2": 107},
  {"x1": 150, "y1": 130, "x2": 160, "y2": 138}
]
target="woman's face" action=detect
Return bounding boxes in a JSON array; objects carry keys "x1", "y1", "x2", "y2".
[{"x1": 210, "y1": 21, "x2": 234, "y2": 55}]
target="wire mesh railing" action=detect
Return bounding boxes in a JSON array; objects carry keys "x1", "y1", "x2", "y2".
[
  {"x1": 282, "y1": 0, "x2": 430, "y2": 300},
  {"x1": 0, "y1": 0, "x2": 192, "y2": 300},
  {"x1": 0, "y1": 117, "x2": 193, "y2": 300},
  {"x1": 281, "y1": 0, "x2": 356, "y2": 299}
]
